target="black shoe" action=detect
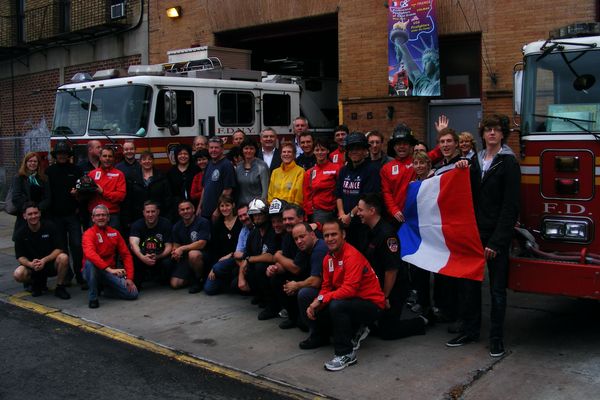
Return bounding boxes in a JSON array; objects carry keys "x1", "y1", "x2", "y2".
[
  {"x1": 188, "y1": 281, "x2": 203, "y2": 294},
  {"x1": 489, "y1": 338, "x2": 505, "y2": 357},
  {"x1": 54, "y1": 285, "x2": 71, "y2": 300},
  {"x1": 447, "y1": 320, "x2": 464, "y2": 334},
  {"x1": 446, "y1": 334, "x2": 479, "y2": 347},
  {"x1": 299, "y1": 335, "x2": 328, "y2": 350},
  {"x1": 258, "y1": 308, "x2": 279, "y2": 321},
  {"x1": 89, "y1": 299, "x2": 100, "y2": 309},
  {"x1": 279, "y1": 318, "x2": 296, "y2": 330}
]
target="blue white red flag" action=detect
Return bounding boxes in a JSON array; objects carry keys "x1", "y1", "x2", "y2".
[{"x1": 399, "y1": 168, "x2": 485, "y2": 281}]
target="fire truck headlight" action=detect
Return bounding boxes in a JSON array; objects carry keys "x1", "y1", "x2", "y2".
[
  {"x1": 541, "y1": 218, "x2": 591, "y2": 242},
  {"x1": 565, "y1": 222, "x2": 588, "y2": 240},
  {"x1": 542, "y1": 220, "x2": 565, "y2": 238}
]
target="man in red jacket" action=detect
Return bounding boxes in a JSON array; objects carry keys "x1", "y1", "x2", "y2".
[
  {"x1": 82, "y1": 204, "x2": 138, "y2": 309},
  {"x1": 87, "y1": 147, "x2": 126, "y2": 230},
  {"x1": 304, "y1": 219, "x2": 384, "y2": 371}
]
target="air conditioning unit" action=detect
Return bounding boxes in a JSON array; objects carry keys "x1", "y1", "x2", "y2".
[{"x1": 111, "y1": 3, "x2": 125, "y2": 19}]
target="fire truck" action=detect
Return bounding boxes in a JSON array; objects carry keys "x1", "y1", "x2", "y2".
[
  {"x1": 511, "y1": 22, "x2": 600, "y2": 299},
  {"x1": 50, "y1": 53, "x2": 303, "y2": 167}
]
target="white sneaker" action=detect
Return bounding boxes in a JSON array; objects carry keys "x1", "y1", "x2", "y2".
[{"x1": 324, "y1": 352, "x2": 357, "y2": 371}]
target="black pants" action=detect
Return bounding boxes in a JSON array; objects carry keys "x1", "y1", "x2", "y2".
[
  {"x1": 52, "y1": 215, "x2": 83, "y2": 283},
  {"x1": 461, "y1": 241, "x2": 510, "y2": 340},
  {"x1": 270, "y1": 272, "x2": 300, "y2": 321},
  {"x1": 311, "y1": 298, "x2": 381, "y2": 355},
  {"x1": 377, "y1": 288, "x2": 426, "y2": 340}
]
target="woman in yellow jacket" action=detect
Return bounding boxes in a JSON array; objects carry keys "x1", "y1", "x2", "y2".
[{"x1": 268, "y1": 142, "x2": 304, "y2": 206}]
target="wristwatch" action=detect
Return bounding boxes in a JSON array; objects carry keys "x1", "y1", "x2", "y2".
[
  {"x1": 349, "y1": 211, "x2": 355, "y2": 218},
  {"x1": 317, "y1": 294, "x2": 324, "y2": 302}
]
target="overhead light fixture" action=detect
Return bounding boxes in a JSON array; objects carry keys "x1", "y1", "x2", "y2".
[{"x1": 166, "y1": 6, "x2": 182, "y2": 18}]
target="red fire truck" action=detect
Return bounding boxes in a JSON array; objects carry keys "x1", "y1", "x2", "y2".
[
  {"x1": 511, "y1": 22, "x2": 600, "y2": 299},
  {"x1": 50, "y1": 56, "x2": 302, "y2": 167}
]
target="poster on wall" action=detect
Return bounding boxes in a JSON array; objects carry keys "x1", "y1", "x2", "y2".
[{"x1": 388, "y1": 0, "x2": 440, "y2": 97}]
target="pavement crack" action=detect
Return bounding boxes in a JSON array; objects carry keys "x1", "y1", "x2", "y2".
[
  {"x1": 251, "y1": 352, "x2": 310, "y2": 374},
  {"x1": 444, "y1": 352, "x2": 510, "y2": 400}
]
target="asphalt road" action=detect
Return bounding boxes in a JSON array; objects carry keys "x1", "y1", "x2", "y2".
[{"x1": 0, "y1": 301, "x2": 291, "y2": 400}]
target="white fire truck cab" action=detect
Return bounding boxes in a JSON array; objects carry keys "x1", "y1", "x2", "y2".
[
  {"x1": 512, "y1": 22, "x2": 600, "y2": 299},
  {"x1": 51, "y1": 57, "x2": 300, "y2": 167}
]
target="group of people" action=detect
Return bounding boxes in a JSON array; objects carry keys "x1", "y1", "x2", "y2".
[{"x1": 10, "y1": 114, "x2": 519, "y2": 371}]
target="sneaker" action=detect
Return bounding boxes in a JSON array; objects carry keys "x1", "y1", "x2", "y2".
[
  {"x1": 258, "y1": 308, "x2": 279, "y2": 321},
  {"x1": 278, "y1": 308, "x2": 289, "y2": 318},
  {"x1": 410, "y1": 303, "x2": 423, "y2": 314},
  {"x1": 278, "y1": 318, "x2": 296, "y2": 330},
  {"x1": 54, "y1": 285, "x2": 71, "y2": 300},
  {"x1": 489, "y1": 338, "x2": 505, "y2": 357},
  {"x1": 324, "y1": 352, "x2": 357, "y2": 371},
  {"x1": 446, "y1": 334, "x2": 479, "y2": 347},
  {"x1": 89, "y1": 299, "x2": 100, "y2": 309},
  {"x1": 351, "y1": 325, "x2": 370, "y2": 351},
  {"x1": 299, "y1": 335, "x2": 328, "y2": 350}
]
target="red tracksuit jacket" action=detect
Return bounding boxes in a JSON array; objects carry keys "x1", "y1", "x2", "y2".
[{"x1": 82, "y1": 224, "x2": 134, "y2": 280}]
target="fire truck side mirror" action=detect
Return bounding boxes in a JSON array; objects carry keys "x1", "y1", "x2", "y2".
[{"x1": 164, "y1": 90, "x2": 180, "y2": 136}]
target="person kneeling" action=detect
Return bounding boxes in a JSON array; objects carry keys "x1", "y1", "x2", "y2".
[
  {"x1": 82, "y1": 204, "x2": 138, "y2": 308},
  {"x1": 304, "y1": 219, "x2": 385, "y2": 371}
]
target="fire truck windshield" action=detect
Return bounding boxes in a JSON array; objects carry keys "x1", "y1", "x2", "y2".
[
  {"x1": 52, "y1": 85, "x2": 152, "y2": 137},
  {"x1": 521, "y1": 48, "x2": 600, "y2": 136}
]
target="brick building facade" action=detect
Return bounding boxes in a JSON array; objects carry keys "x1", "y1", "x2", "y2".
[{"x1": 148, "y1": 0, "x2": 598, "y2": 146}]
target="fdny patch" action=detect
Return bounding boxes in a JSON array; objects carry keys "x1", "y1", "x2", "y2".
[
  {"x1": 328, "y1": 258, "x2": 334, "y2": 272},
  {"x1": 332, "y1": 154, "x2": 339, "y2": 163},
  {"x1": 190, "y1": 231, "x2": 199, "y2": 241},
  {"x1": 392, "y1": 165, "x2": 399, "y2": 175},
  {"x1": 262, "y1": 244, "x2": 268, "y2": 254},
  {"x1": 311, "y1": 169, "x2": 317, "y2": 179},
  {"x1": 211, "y1": 169, "x2": 220, "y2": 181},
  {"x1": 94, "y1": 171, "x2": 102, "y2": 180},
  {"x1": 96, "y1": 233, "x2": 104, "y2": 243},
  {"x1": 387, "y1": 237, "x2": 399, "y2": 253}
]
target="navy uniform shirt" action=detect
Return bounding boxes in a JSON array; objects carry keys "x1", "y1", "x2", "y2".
[{"x1": 172, "y1": 216, "x2": 211, "y2": 246}]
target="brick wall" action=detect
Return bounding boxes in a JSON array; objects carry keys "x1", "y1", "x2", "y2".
[
  {"x1": 24, "y1": 0, "x2": 60, "y2": 42},
  {"x1": 147, "y1": 0, "x2": 597, "y2": 146},
  {"x1": 0, "y1": 69, "x2": 59, "y2": 137}
]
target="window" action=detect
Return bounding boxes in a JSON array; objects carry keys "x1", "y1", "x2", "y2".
[
  {"x1": 218, "y1": 91, "x2": 254, "y2": 126},
  {"x1": 88, "y1": 85, "x2": 152, "y2": 135},
  {"x1": 52, "y1": 89, "x2": 92, "y2": 136},
  {"x1": 155, "y1": 90, "x2": 194, "y2": 127},
  {"x1": 263, "y1": 93, "x2": 290, "y2": 126}
]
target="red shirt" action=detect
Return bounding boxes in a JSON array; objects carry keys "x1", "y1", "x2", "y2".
[
  {"x1": 87, "y1": 166, "x2": 126, "y2": 214},
  {"x1": 82, "y1": 224, "x2": 134, "y2": 279},
  {"x1": 380, "y1": 157, "x2": 416, "y2": 217},
  {"x1": 319, "y1": 242, "x2": 385, "y2": 309},
  {"x1": 190, "y1": 171, "x2": 204, "y2": 204},
  {"x1": 329, "y1": 148, "x2": 345, "y2": 166},
  {"x1": 303, "y1": 161, "x2": 340, "y2": 215}
]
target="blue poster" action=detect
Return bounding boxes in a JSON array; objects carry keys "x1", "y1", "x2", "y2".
[{"x1": 388, "y1": 0, "x2": 440, "y2": 97}]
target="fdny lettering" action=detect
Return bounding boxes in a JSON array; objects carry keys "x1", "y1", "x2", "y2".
[
  {"x1": 41, "y1": 234, "x2": 50, "y2": 239},
  {"x1": 323, "y1": 170, "x2": 337, "y2": 175},
  {"x1": 216, "y1": 127, "x2": 256, "y2": 135},
  {"x1": 543, "y1": 202, "x2": 586, "y2": 215},
  {"x1": 107, "y1": 173, "x2": 119, "y2": 177},
  {"x1": 107, "y1": 232, "x2": 117, "y2": 237}
]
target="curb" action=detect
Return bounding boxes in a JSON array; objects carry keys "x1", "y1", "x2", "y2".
[{"x1": 2, "y1": 291, "x2": 330, "y2": 400}]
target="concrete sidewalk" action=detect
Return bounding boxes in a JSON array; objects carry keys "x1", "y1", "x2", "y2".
[{"x1": 1, "y1": 211, "x2": 596, "y2": 400}]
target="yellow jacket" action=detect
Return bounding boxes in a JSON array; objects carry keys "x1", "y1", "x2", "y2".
[{"x1": 268, "y1": 161, "x2": 304, "y2": 206}]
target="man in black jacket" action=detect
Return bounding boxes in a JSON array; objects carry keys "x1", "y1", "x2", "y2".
[
  {"x1": 446, "y1": 115, "x2": 520, "y2": 358},
  {"x1": 46, "y1": 141, "x2": 86, "y2": 287},
  {"x1": 257, "y1": 127, "x2": 282, "y2": 172}
]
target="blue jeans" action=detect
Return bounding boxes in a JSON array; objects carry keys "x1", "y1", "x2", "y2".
[
  {"x1": 82, "y1": 261, "x2": 138, "y2": 301},
  {"x1": 204, "y1": 258, "x2": 237, "y2": 295}
]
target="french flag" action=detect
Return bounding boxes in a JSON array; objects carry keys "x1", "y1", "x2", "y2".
[{"x1": 399, "y1": 168, "x2": 485, "y2": 281}]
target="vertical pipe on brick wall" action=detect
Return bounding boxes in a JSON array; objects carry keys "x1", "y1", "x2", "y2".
[{"x1": 10, "y1": 60, "x2": 15, "y2": 135}]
